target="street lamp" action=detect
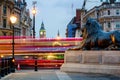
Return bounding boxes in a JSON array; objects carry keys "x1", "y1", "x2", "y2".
[
  {"x1": 32, "y1": 1, "x2": 37, "y2": 71},
  {"x1": 32, "y1": 5, "x2": 36, "y2": 38},
  {"x1": 10, "y1": 14, "x2": 17, "y2": 72}
]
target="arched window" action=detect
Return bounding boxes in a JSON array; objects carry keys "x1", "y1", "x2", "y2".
[
  {"x1": 116, "y1": 10, "x2": 119, "y2": 15},
  {"x1": 3, "y1": 5, "x2": 7, "y2": 15},
  {"x1": 108, "y1": 10, "x2": 110, "y2": 15},
  {"x1": 108, "y1": 22, "x2": 111, "y2": 28}
]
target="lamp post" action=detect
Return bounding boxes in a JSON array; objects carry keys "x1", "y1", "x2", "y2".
[
  {"x1": 32, "y1": 2, "x2": 37, "y2": 38},
  {"x1": 10, "y1": 14, "x2": 17, "y2": 72},
  {"x1": 32, "y1": 1, "x2": 37, "y2": 71}
]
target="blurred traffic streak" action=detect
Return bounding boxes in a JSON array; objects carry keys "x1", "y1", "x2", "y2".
[{"x1": 0, "y1": 36, "x2": 82, "y2": 68}]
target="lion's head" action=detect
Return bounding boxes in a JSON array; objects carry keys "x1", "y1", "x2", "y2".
[{"x1": 82, "y1": 18, "x2": 102, "y2": 39}]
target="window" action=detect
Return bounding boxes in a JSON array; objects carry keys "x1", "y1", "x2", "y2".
[
  {"x1": 108, "y1": 10, "x2": 110, "y2": 15},
  {"x1": 108, "y1": 22, "x2": 111, "y2": 28},
  {"x1": 3, "y1": 32, "x2": 6, "y2": 36},
  {"x1": 3, "y1": 19, "x2": 6, "y2": 28},
  {"x1": 116, "y1": 24, "x2": 120, "y2": 28},
  {"x1": 116, "y1": 10, "x2": 119, "y2": 15},
  {"x1": 22, "y1": 27, "x2": 26, "y2": 36},
  {"x1": 3, "y1": 5, "x2": 7, "y2": 15}
]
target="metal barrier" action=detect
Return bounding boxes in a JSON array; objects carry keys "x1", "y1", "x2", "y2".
[{"x1": 0, "y1": 58, "x2": 15, "y2": 78}]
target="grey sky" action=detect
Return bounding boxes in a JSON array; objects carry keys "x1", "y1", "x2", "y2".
[{"x1": 26, "y1": 0, "x2": 102, "y2": 38}]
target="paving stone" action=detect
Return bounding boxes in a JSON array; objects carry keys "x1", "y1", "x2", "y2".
[{"x1": 1, "y1": 70, "x2": 120, "y2": 80}]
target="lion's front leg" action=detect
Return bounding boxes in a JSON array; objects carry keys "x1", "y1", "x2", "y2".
[
  {"x1": 67, "y1": 39, "x2": 86, "y2": 50},
  {"x1": 75, "y1": 33, "x2": 88, "y2": 50},
  {"x1": 68, "y1": 31, "x2": 88, "y2": 50},
  {"x1": 79, "y1": 39, "x2": 86, "y2": 49}
]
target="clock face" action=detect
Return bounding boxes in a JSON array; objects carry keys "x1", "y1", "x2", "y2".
[
  {"x1": 40, "y1": 32, "x2": 43, "y2": 35},
  {"x1": 44, "y1": 32, "x2": 46, "y2": 34}
]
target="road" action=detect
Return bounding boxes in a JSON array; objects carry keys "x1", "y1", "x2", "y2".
[{"x1": 1, "y1": 70, "x2": 120, "y2": 80}]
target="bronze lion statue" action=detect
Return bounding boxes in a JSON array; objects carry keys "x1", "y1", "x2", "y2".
[{"x1": 70, "y1": 18, "x2": 120, "y2": 50}]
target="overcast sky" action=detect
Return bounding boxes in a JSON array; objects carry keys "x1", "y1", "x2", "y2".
[{"x1": 25, "y1": 0, "x2": 102, "y2": 38}]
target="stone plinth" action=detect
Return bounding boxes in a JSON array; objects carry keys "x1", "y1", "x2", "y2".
[{"x1": 60, "y1": 51, "x2": 120, "y2": 74}]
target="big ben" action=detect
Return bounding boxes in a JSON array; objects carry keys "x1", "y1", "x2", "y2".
[{"x1": 39, "y1": 22, "x2": 46, "y2": 38}]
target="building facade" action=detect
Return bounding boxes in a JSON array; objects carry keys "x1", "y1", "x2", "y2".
[
  {"x1": 66, "y1": 0, "x2": 120, "y2": 37},
  {"x1": 0, "y1": 0, "x2": 14, "y2": 36},
  {"x1": 83, "y1": 1, "x2": 120, "y2": 32},
  {"x1": 0, "y1": 0, "x2": 32, "y2": 36},
  {"x1": 17, "y1": 0, "x2": 32, "y2": 36},
  {"x1": 66, "y1": 9, "x2": 83, "y2": 37}
]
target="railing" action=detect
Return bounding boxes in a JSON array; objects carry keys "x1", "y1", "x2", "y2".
[{"x1": 0, "y1": 58, "x2": 14, "y2": 79}]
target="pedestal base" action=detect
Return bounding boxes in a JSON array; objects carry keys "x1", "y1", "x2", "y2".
[
  {"x1": 61, "y1": 63, "x2": 120, "y2": 74},
  {"x1": 60, "y1": 51, "x2": 120, "y2": 75}
]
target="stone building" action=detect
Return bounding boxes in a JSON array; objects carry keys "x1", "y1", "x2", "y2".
[
  {"x1": 66, "y1": 9, "x2": 83, "y2": 37},
  {"x1": 82, "y1": 1, "x2": 120, "y2": 32},
  {"x1": 66, "y1": 0, "x2": 120, "y2": 37},
  {"x1": 0, "y1": 0, "x2": 14, "y2": 36},
  {"x1": 16, "y1": 0, "x2": 32, "y2": 36},
  {"x1": 0, "y1": 0, "x2": 32, "y2": 36}
]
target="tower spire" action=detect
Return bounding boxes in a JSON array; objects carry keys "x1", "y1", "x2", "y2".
[
  {"x1": 56, "y1": 29, "x2": 60, "y2": 39},
  {"x1": 57, "y1": 30, "x2": 60, "y2": 37},
  {"x1": 41, "y1": 21, "x2": 44, "y2": 27}
]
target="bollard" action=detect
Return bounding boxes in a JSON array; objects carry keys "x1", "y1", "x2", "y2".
[
  {"x1": 8, "y1": 58, "x2": 11, "y2": 74},
  {"x1": 6, "y1": 58, "x2": 9, "y2": 75},
  {"x1": 1, "y1": 58, "x2": 5, "y2": 77},
  {"x1": 0, "y1": 58, "x2": 1, "y2": 79},
  {"x1": 34, "y1": 59, "x2": 38, "y2": 71},
  {"x1": 4, "y1": 59, "x2": 7, "y2": 75}
]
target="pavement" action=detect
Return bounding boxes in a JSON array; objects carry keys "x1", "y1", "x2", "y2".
[{"x1": 0, "y1": 69, "x2": 120, "y2": 80}]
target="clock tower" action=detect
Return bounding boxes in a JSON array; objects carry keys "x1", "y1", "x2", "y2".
[{"x1": 39, "y1": 22, "x2": 46, "y2": 38}]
